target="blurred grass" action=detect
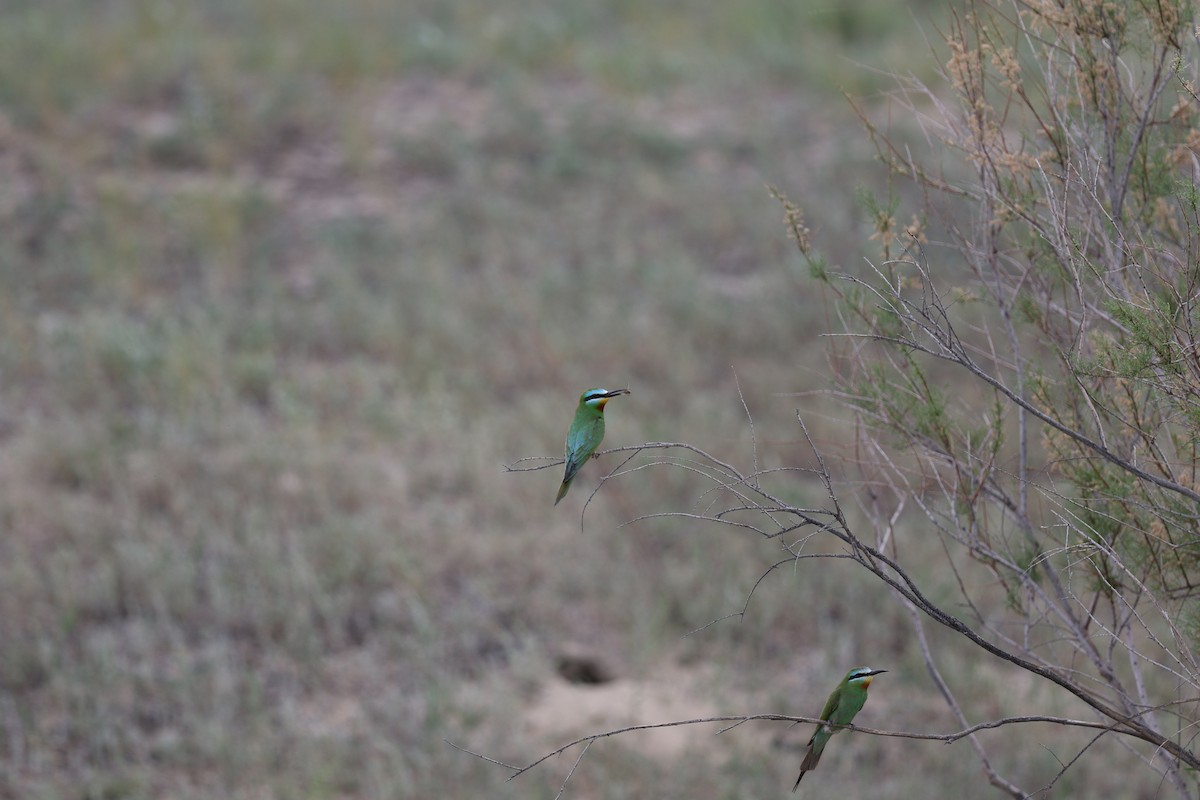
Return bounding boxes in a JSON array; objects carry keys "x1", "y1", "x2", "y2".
[{"x1": 0, "y1": 0, "x2": 1167, "y2": 798}]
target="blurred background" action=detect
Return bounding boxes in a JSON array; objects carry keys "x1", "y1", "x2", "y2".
[{"x1": 0, "y1": 1, "x2": 1145, "y2": 797}]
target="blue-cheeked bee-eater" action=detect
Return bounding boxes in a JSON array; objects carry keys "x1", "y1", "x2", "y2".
[
  {"x1": 554, "y1": 387, "x2": 630, "y2": 505},
  {"x1": 793, "y1": 666, "x2": 887, "y2": 790}
]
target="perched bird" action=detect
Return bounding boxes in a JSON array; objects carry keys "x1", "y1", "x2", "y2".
[
  {"x1": 555, "y1": 388, "x2": 630, "y2": 505},
  {"x1": 793, "y1": 666, "x2": 887, "y2": 790}
]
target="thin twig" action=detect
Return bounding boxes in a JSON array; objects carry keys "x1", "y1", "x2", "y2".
[
  {"x1": 468, "y1": 712, "x2": 1127, "y2": 783},
  {"x1": 554, "y1": 739, "x2": 591, "y2": 800}
]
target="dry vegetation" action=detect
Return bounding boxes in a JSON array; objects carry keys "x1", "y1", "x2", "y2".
[{"x1": 0, "y1": 0, "x2": 1195, "y2": 798}]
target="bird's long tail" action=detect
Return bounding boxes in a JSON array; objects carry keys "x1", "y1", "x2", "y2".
[
  {"x1": 554, "y1": 479, "x2": 571, "y2": 505},
  {"x1": 792, "y1": 737, "x2": 824, "y2": 791}
]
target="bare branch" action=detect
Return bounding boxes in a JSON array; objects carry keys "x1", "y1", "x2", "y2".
[{"x1": 465, "y1": 712, "x2": 1130, "y2": 784}]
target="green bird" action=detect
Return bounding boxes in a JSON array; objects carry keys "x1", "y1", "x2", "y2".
[
  {"x1": 793, "y1": 666, "x2": 887, "y2": 790},
  {"x1": 554, "y1": 387, "x2": 630, "y2": 505}
]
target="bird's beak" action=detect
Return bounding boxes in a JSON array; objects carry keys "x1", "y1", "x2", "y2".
[
  {"x1": 869, "y1": 669, "x2": 889, "y2": 676},
  {"x1": 604, "y1": 389, "x2": 631, "y2": 397}
]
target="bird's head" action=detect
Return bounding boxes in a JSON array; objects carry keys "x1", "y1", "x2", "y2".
[
  {"x1": 845, "y1": 667, "x2": 888, "y2": 689},
  {"x1": 581, "y1": 387, "x2": 631, "y2": 410}
]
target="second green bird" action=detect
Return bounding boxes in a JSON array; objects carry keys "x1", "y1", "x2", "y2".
[
  {"x1": 555, "y1": 387, "x2": 630, "y2": 505},
  {"x1": 793, "y1": 666, "x2": 887, "y2": 790}
]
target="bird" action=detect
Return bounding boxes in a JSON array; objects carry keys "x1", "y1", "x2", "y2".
[
  {"x1": 554, "y1": 387, "x2": 630, "y2": 505},
  {"x1": 793, "y1": 666, "x2": 887, "y2": 790}
]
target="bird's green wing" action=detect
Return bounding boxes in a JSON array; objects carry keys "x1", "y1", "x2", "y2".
[
  {"x1": 562, "y1": 415, "x2": 605, "y2": 485},
  {"x1": 794, "y1": 683, "x2": 844, "y2": 790},
  {"x1": 818, "y1": 684, "x2": 844, "y2": 724}
]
